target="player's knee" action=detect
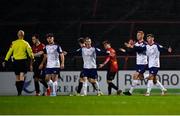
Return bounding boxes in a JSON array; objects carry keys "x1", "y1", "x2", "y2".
[
  {"x1": 138, "y1": 73, "x2": 144, "y2": 80},
  {"x1": 133, "y1": 73, "x2": 138, "y2": 80},
  {"x1": 45, "y1": 76, "x2": 50, "y2": 82},
  {"x1": 79, "y1": 78, "x2": 84, "y2": 82},
  {"x1": 34, "y1": 77, "x2": 39, "y2": 81},
  {"x1": 148, "y1": 74, "x2": 154, "y2": 80},
  {"x1": 89, "y1": 79, "x2": 96, "y2": 83},
  {"x1": 153, "y1": 76, "x2": 157, "y2": 84},
  {"x1": 107, "y1": 80, "x2": 112, "y2": 83}
]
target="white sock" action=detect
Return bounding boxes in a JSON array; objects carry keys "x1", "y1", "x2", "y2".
[
  {"x1": 52, "y1": 81, "x2": 58, "y2": 95},
  {"x1": 94, "y1": 81, "x2": 101, "y2": 93},
  {"x1": 83, "y1": 80, "x2": 88, "y2": 95},
  {"x1": 47, "y1": 80, "x2": 53, "y2": 88},
  {"x1": 43, "y1": 86, "x2": 46, "y2": 94},
  {"x1": 129, "y1": 80, "x2": 139, "y2": 94},
  {"x1": 147, "y1": 80, "x2": 153, "y2": 93},
  {"x1": 155, "y1": 80, "x2": 165, "y2": 90}
]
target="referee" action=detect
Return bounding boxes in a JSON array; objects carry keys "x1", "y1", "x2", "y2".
[{"x1": 3, "y1": 30, "x2": 34, "y2": 96}]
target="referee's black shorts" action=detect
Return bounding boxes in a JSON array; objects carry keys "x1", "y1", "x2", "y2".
[{"x1": 13, "y1": 59, "x2": 28, "y2": 75}]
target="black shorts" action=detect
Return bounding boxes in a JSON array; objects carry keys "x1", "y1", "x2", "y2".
[
  {"x1": 107, "y1": 71, "x2": 117, "y2": 81},
  {"x1": 80, "y1": 71, "x2": 85, "y2": 78},
  {"x1": 33, "y1": 61, "x2": 41, "y2": 78},
  {"x1": 82, "y1": 69, "x2": 98, "y2": 79},
  {"x1": 13, "y1": 59, "x2": 28, "y2": 75}
]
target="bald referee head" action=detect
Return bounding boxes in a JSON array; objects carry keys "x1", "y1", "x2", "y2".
[{"x1": 17, "y1": 30, "x2": 25, "y2": 39}]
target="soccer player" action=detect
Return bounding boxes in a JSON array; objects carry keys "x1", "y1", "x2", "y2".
[
  {"x1": 66, "y1": 37, "x2": 100, "y2": 96},
  {"x1": 39, "y1": 33, "x2": 64, "y2": 96},
  {"x1": 144, "y1": 34, "x2": 172, "y2": 96},
  {"x1": 123, "y1": 31, "x2": 167, "y2": 96},
  {"x1": 31, "y1": 34, "x2": 48, "y2": 96},
  {"x1": 76, "y1": 38, "x2": 87, "y2": 95},
  {"x1": 99, "y1": 40, "x2": 122, "y2": 95},
  {"x1": 3, "y1": 30, "x2": 34, "y2": 96},
  {"x1": 77, "y1": 37, "x2": 103, "y2": 96},
  {"x1": 123, "y1": 31, "x2": 148, "y2": 96}
]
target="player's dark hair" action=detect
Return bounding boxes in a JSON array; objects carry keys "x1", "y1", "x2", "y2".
[
  {"x1": 32, "y1": 34, "x2": 39, "y2": 39},
  {"x1": 85, "y1": 37, "x2": 91, "y2": 41},
  {"x1": 146, "y1": 34, "x2": 154, "y2": 38},
  {"x1": 137, "y1": 31, "x2": 144, "y2": 35},
  {"x1": 46, "y1": 33, "x2": 54, "y2": 38},
  {"x1": 78, "y1": 37, "x2": 85, "y2": 44},
  {"x1": 102, "y1": 40, "x2": 111, "y2": 45}
]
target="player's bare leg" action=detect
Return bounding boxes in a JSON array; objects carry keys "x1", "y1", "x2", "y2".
[
  {"x1": 89, "y1": 78, "x2": 103, "y2": 96},
  {"x1": 144, "y1": 74, "x2": 167, "y2": 96},
  {"x1": 123, "y1": 72, "x2": 142, "y2": 96},
  {"x1": 153, "y1": 77, "x2": 167, "y2": 96}
]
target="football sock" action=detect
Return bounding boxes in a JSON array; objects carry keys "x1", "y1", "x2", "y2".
[
  {"x1": 156, "y1": 80, "x2": 165, "y2": 90},
  {"x1": 109, "y1": 82, "x2": 118, "y2": 91},
  {"x1": 34, "y1": 80, "x2": 40, "y2": 93},
  {"x1": 77, "y1": 81, "x2": 83, "y2": 93},
  {"x1": 40, "y1": 79, "x2": 48, "y2": 89},
  {"x1": 129, "y1": 80, "x2": 139, "y2": 94},
  {"x1": 15, "y1": 81, "x2": 21, "y2": 95},
  {"x1": 83, "y1": 81, "x2": 87, "y2": 95},
  {"x1": 108, "y1": 83, "x2": 112, "y2": 95},
  {"x1": 147, "y1": 80, "x2": 153, "y2": 93}
]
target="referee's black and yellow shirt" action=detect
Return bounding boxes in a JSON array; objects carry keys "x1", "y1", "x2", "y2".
[{"x1": 5, "y1": 38, "x2": 34, "y2": 61}]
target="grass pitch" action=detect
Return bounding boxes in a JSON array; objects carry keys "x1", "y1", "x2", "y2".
[{"x1": 0, "y1": 95, "x2": 180, "y2": 115}]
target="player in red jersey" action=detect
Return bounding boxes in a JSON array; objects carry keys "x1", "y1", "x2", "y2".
[
  {"x1": 31, "y1": 34, "x2": 48, "y2": 96},
  {"x1": 99, "y1": 40, "x2": 122, "y2": 95}
]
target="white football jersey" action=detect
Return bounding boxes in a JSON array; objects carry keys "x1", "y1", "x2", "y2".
[
  {"x1": 44, "y1": 44, "x2": 62, "y2": 68},
  {"x1": 146, "y1": 44, "x2": 162, "y2": 68},
  {"x1": 134, "y1": 42, "x2": 148, "y2": 65},
  {"x1": 81, "y1": 47, "x2": 100, "y2": 69}
]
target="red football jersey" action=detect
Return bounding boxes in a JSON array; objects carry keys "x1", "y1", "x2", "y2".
[
  {"x1": 32, "y1": 43, "x2": 45, "y2": 54},
  {"x1": 105, "y1": 48, "x2": 118, "y2": 72}
]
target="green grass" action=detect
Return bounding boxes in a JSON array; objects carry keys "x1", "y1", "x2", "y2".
[{"x1": 0, "y1": 95, "x2": 180, "y2": 115}]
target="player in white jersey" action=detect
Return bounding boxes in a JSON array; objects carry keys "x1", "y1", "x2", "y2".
[
  {"x1": 144, "y1": 34, "x2": 172, "y2": 96},
  {"x1": 39, "y1": 33, "x2": 64, "y2": 96},
  {"x1": 123, "y1": 31, "x2": 167, "y2": 96},
  {"x1": 75, "y1": 38, "x2": 87, "y2": 96},
  {"x1": 123, "y1": 31, "x2": 148, "y2": 95},
  {"x1": 78, "y1": 37, "x2": 103, "y2": 96}
]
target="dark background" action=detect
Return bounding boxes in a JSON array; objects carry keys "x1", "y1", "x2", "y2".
[{"x1": 0, "y1": 0, "x2": 180, "y2": 70}]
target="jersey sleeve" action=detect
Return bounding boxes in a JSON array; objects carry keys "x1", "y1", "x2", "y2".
[
  {"x1": 5, "y1": 43, "x2": 14, "y2": 61},
  {"x1": 95, "y1": 48, "x2": 109, "y2": 55},
  {"x1": 156, "y1": 44, "x2": 168, "y2": 52},
  {"x1": 73, "y1": 48, "x2": 82, "y2": 55},
  {"x1": 57, "y1": 45, "x2": 63, "y2": 53},
  {"x1": 26, "y1": 42, "x2": 34, "y2": 59},
  {"x1": 43, "y1": 47, "x2": 47, "y2": 54},
  {"x1": 134, "y1": 44, "x2": 146, "y2": 53}
]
